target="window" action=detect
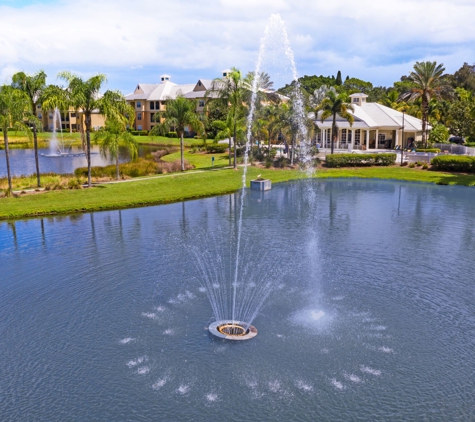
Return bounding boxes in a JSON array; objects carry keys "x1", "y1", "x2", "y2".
[
  {"x1": 155, "y1": 101, "x2": 160, "y2": 110},
  {"x1": 354, "y1": 129, "x2": 361, "y2": 144},
  {"x1": 38, "y1": 113, "x2": 42, "y2": 119},
  {"x1": 136, "y1": 102, "x2": 141, "y2": 108},
  {"x1": 137, "y1": 125, "x2": 142, "y2": 131},
  {"x1": 198, "y1": 81, "x2": 202, "y2": 86},
  {"x1": 198, "y1": 100, "x2": 205, "y2": 107},
  {"x1": 37, "y1": 105, "x2": 41, "y2": 109},
  {"x1": 150, "y1": 112, "x2": 155, "y2": 122},
  {"x1": 150, "y1": 102, "x2": 154, "y2": 110},
  {"x1": 341, "y1": 129, "x2": 347, "y2": 142},
  {"x1": 353, "y1": 98, "x2": 359, "y2": 103},
  {"x1": 71, "y1": 113, "x2": 76, "y2": 118},
  {"x1": 49, "y1": 113, "x2": 53, "y2": 119},
  {"x1": 137, "y1": 112, "x2": 142, "y2": 121},
  {"x1": 378, "y1": 134, "x2": 386, "y2": 145}
]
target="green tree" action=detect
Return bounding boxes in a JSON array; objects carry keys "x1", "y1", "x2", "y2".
[
  {"x1": 150, "y1": 95, "x2": 204, "y2": 171},
  {"x1": 207, "y1": 67, "x2": 247, "y2": 168},
  {"x1": 379, "y1": 90, "x2": 407, "y2": 111},
  {"x1": 448, "y1": 88, "x2": 475, "y2": 140},
  {"x1": 343, "y1": 77, "x2": 373, "y2": 94},
  {"x1": 94, "y1": 114, "x2": 137, "y2": 180},
  {"x1": 212, "y1": 111, "x2": 246, "y2": 155},
  {"x1": 11, "y1": 70, "x2": 47, "y2": 187},
  {"x1": 335, "y1": 70, "x2": 342, "y2": 86},
  {"x1": 0, "y1": 85, "x2": 32, "y2": 194},
  {"x1": 452, "y1": 62, "x2": 475, "y2": 93},
  {"x1": 44, "y1": 72, "x2": 132, "y2": 187},
  {"x1": 400, "y1": 61, "x2": 453, "y2": 147},
  {"x1": 429, "y1": 124, "x2": 449, "y2": 144},
  {"x1": 316, "y1": 91, "x2": 354, "y2": 154}
]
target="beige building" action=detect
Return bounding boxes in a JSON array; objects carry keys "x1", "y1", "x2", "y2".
[
  {"x1": 36, "y1": 106, "x2": 105, "y2": 133},
  {"x1": 125, "y1": 73, "x2": 223, "y2": 132}
]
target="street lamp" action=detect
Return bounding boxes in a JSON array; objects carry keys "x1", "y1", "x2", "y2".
[{"x1": 400, "y1": 110, "x2": 405, "y2": 166}]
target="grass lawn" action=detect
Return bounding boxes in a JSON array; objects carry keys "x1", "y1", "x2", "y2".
[
  {"x1": 135, "y1": 136, "x2": 205, "y2": 147},
  {"x1": 161, "y1": 150, "x2": 229, "y2": 169},
  {"x1": 1, "y1": 166, "x2": 475, "y2": 221}
]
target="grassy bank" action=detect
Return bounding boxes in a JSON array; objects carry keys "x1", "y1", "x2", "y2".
[{"x1": 1, "y1": 166, "x2": 475, "y2": 221}]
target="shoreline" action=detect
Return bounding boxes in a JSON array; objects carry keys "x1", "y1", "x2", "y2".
[{"x1": 1, "y1": 166, "x2": 475, "y2": 221}]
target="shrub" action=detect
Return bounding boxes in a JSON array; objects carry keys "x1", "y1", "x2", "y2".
[
  {"x1": 430, "y1": 155, "x2": 475, "y2": 173},
  {"x1": 422, "y1": 163, "x2": 429, "y2": 169},
  {"x1": 67, "y1": 178, "x2": 83, "y2": 189},
  {"x1": 206, "y1": 144, "x2": 228, "y2": 153},
  {"x1": 416, "y1": 148, "x2": 440, "y2": 153},
  {"x1": 265, "y1": 159, "x2": 272, "y2": 168},
  {"x1": 157, "y1": 159, "x2": 192, "y2": 173},
  {"x1": 409, "y1": 163, "x2": 416, "y2": 168},
  {"x1": 325, "y1": 153, "x2": 397, "y2": 168},
  {"x1": 130, "y1": 130, "x2": 149, "y2": 136},
  {"x1": 167, "y1": 131, "x2": 178, "y2": 138}
]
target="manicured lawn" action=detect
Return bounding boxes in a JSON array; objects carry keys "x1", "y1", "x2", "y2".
[
  {"x1": 1, "y1": 166, "x2": 475, "y2": 220},
  {"x1": 135, "y1": 136, "x2": 205, "y2": 147},
  {"x1": 161, "y1": 150, "x2": 229, "y2": 169}
]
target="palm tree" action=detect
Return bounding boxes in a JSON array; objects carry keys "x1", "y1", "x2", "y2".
[
  {"x1": 11, "y1": 70, "x2": 47, "y2": 187},
  {"x1": 0, "y1": 85, "x2": 32, "y2": 194},
  {"x1": 150, "y1": 95, "x2": 204, "y2": 171},
  {"x1": 94, "y1": 115, "x2": 137, "y2": 180},
  {"x1": 400, "y1": 61, "x2": 453, "y2": 147},
  {"x1": 206, "y1": 67, "x2": 247, "y2": 169},
  {"x1": 316, "y1": 91, "x2": 354, "y2": 154},
  {"x1": 213, "y1": 111, "x2": 246, "y2": 155},
  {"x1": 44, "y1": 72, "x2": 132, "y2": 187},
  {"x1": 379, "y1": 90, "x2": 407, "y2": 111}
]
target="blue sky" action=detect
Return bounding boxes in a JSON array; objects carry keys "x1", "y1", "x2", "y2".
[{"x1": 1, "y1": 0, "x2": 474, "y2": 94}]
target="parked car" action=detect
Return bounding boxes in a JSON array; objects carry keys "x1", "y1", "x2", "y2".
[{"x1": 449, "y1": 136, "x2": 465, "y2": 144}]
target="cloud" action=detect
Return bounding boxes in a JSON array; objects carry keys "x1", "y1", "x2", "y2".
[{"x1": 0, "y1": 0, "x2": 474, "y2": 91}]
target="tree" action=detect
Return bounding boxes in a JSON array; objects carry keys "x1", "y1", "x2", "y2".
[
  {"x1": 379, "y1": 90, "x2": 407, "y2": 111},
  {"x1": 448, "y1": 88, "x2": 475, "y2": 141},
  {"x1": 0, "y1": 85, "x2": 32, "y2": 194},
  {"x1": 452, "y1": 62, "x2": 475, "y2": 93},
  {"x1": 44, "y1": 72, "x2": 132, "y2": 187},
  {"x1": 94, "y1": 115, "x2": 137, "y2": 180},
  {"x1": 206, "y1": 67, "x2": 247, "y2": 168},
  {"x1": 212, "y1": 111, "x2": 246, "y2": 155},
  {"x1": 335, "y1": 70, "x2": 342, "y2": 86},
  {"x1": 316, "y1": 91, "x2": 354, "y2": 154},
  {"x1": 400, "y1": 61, "x2": 453, "y2": 147},
  {"x1": 150, "y1": 95, "x2": 204, "y2": 171},
  {"x1": 343, "y1": 77, "x2": 373, "y2": 94},
  {"x1": 11, "y1": 70, "x2": 47, "y2": 187}
]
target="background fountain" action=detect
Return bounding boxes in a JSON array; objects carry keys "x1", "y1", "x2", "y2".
[{"x1": 42, "y1": 108, "x2": 78, "y2": 157}]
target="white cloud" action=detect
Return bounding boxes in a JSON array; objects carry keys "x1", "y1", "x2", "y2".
[{"x1": 0, "y1": 0, "x2": 474, "y2": 91}]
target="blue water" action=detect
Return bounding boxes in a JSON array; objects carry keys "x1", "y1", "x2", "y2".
[
  {"x1": 0, "y1": 145, "x2": 158, "y2": 178},
  {"x1": 1, "y1": 180, "x2": 474, "y2": 421}
]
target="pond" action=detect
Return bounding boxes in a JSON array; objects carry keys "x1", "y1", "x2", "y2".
[
  {"x1": 0, "y1": 145, "x2": 160, "y2": 178},
  {"x1": 1, "y1": 179, "x2": 474, "y2": 421}
]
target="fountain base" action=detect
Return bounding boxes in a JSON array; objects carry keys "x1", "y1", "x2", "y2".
[{"x1": 209, "y1": 320, "x2": 258, "y2": 341}]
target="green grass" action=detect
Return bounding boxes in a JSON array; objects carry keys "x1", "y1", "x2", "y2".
[
  {"x1": 1, "y1": 166, "x2": 475, "y2": 221},
  {"x1": 135, "y1": 136, "x2": 205, "y2": 147},
  {"x1": 161, "y1": 151, "x2": 229, "y2": 169}
]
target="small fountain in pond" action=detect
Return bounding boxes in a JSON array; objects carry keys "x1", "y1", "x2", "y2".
[
  {"x1": 196, "y1": 14, "x2": 314, "y2": 340},
  {"x1": 42, "y1": 108, "x2": 80, "y2": 157}
]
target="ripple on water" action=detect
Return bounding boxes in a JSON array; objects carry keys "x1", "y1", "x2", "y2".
[
  {"x1": 119, "y1": 338, "x2": 135, "y2": 344},
  {"x1": 137, "y1": 366, "x2": 150, "y2": 375},
  {"x1": 127, "y1": 356, "x2": 147, "y2": 368},
  {"x1": 360, "y1": 366, "x2": 382, "y2": 376},
  {"x1": 331, "y1": 379, "x2": 344, "y2": 390},
  {"x1": 152, "y1": 378, "x2": 168, "y2": 390},
  {"x1": 177, "y1": 384, "x2": 190, "y2": 395}
]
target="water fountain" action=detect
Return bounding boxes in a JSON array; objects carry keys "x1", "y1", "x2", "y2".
[
  {"x1": 41, "y1": 108, "x2": 79, "y2": 157},
  {"x1": 198, "y1": 14, "x2": 316, "y2": 340}
]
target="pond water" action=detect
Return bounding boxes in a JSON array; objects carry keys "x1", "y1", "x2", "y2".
[
  {"x1": 1, "y1": 180, "x2": 474, "y2": 421},
  {"x1": 0, "y1": 145, "x2": 159, "y2": 178}
]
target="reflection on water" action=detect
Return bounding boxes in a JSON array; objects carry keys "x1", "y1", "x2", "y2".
[
  {"x1": 1, "y1": 180, "x2": 475, "y2": 421},
  {"x1": 0, "y1": 145, "x2": 159, "y2": 177}
]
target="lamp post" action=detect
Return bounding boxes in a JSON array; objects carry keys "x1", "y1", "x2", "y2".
[{"x1": 400, "y1": 110, "x2": 405, "y2": 166}]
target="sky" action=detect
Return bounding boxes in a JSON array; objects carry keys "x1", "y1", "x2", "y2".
[{"x1": 0, "y1": 0, "x2": 474, "y2": 94}]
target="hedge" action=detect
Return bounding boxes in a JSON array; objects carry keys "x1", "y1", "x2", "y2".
[
  {"x1": 167, "y1": 132, "x2": 178, "y2": 138},
  {"x1": 416, "y1": 148, "x2": 440, "y2": 153},
  {"x1": 206, "y1": 144, "x2": 228, "y2": 153},
  {"x1": 431, "y1": 155, "x2": 475, "y2": 173},
  {"x1": 130, "y1": 130, "x2": 149, "y2": 136},
  {"x1": 325, "y1": 153, "x2": 397, "y2": 168}
]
